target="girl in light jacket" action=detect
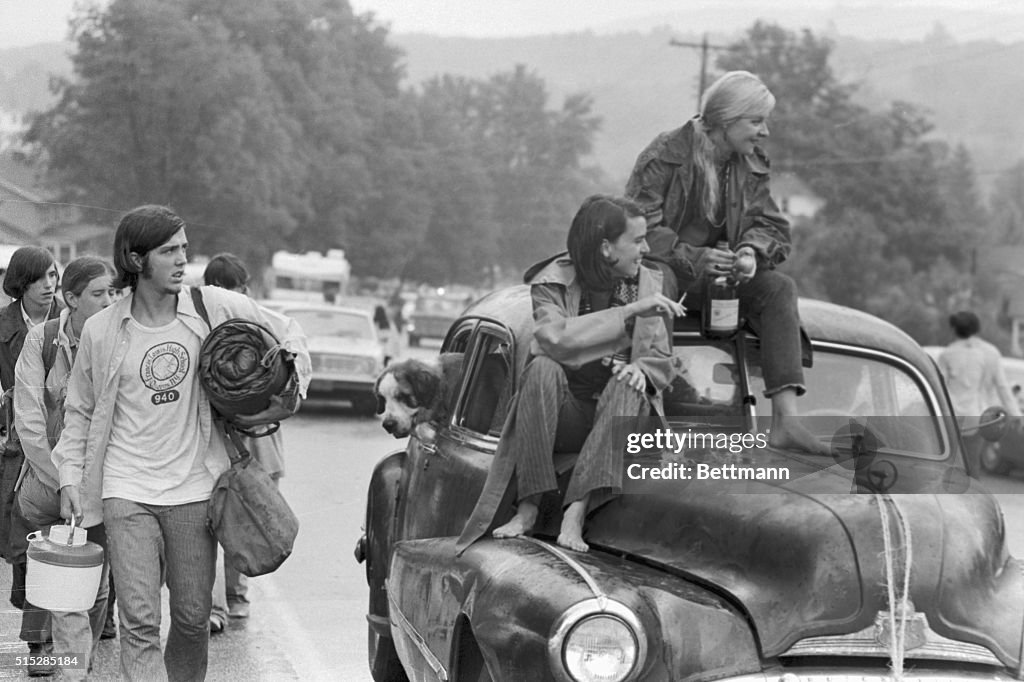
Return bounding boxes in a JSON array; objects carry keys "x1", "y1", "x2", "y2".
[{"x1": 15, "y1": 255, "x2": 117, "y2": 681}]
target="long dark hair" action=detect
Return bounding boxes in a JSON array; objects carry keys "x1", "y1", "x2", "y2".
[
  {"x1": 567, "y1": 195, "x2": 644, "y2": 291},
  {"x1": 113, "y1": 205, "x2": 186, "y2": 291},
  {"x1": 204, "y1": 252, "x2": 249, "y2": 291},
  {"x1": 3, "y1": 246, "x2": 56, "y2": 300}
]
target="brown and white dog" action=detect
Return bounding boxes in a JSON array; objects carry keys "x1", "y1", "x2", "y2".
[{"x1": 374, "y1": 353, "x2": 464, "y2": 442}]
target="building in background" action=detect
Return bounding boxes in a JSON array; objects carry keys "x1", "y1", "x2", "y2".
[{"x1": 0, "y1": 150, "x2": 112, "y2": 265}]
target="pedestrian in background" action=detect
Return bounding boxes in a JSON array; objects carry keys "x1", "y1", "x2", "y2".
[
  {"x1": 14, "y1": 255, "x2": 117, "y2": 680},
  {"x1": 625, "y1": 70, "x2": 826, "y2": 455},
  {"x1": 203, "y1": 252, "x2": 287, "y2": 631},
  {"x1": 0, "y1": 245, "x2": 60, "y2": 676},
  {"x1": 938, "y1": 310, "x2": 1022, "y2": 475},
  {"x1": 53, "y1": 206, "x2": 310, "y2": 681}
]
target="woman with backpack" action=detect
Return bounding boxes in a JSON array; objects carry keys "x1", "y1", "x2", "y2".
[{"x1": 14, "y1": 255, "x2": 117, "y2": 681}]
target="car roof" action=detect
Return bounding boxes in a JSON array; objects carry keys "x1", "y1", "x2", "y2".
[{"x1": 462, "y1": 285, "x2": 944, "y2": 389}]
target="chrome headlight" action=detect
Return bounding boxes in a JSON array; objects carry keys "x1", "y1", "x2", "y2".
[{"x1": 549, "y1": 599, "x2": 646, "y2": 682}]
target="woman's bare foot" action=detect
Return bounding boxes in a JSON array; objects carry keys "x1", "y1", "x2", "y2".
[
  {"x1": 556, "y1": 500, "x2": 589, "y2": 552},
  {"x1": 769, "y1": 417, "x2": 830, "y2": 456},
  {"x1": 493, "y1": 501, "x2": 538, "y2": 539}
]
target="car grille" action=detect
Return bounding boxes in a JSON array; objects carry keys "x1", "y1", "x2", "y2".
[{"x1": 779, "y1": 611, "x2": 1002, "y2": 668}]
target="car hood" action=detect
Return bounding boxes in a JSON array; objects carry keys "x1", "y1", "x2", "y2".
[
  {"x1": 584, "y1": 457, "x2": 1024, "y2": 667},
  {"x1": 307, "y1": 336, "x2": 380, "y2": 357}
]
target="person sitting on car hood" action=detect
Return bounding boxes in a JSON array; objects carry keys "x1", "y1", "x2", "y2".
[{"x1": 457, "y1": 195, "x2": 685, "y2": 553}]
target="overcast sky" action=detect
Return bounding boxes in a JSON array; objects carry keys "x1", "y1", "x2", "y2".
[{"x1": 3, "y1": 0, "x2": 1024, "y2": 48}]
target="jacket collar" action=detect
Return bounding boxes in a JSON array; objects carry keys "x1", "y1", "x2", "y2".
[
  {"x1": 113, "y1": 285, "x2": 205, "y2": 326},
  {"x1": 656, "y1": 118, "x2": 770, "y2": 176},
  {"x1": 525, "y1": 252, "x2": 577, "y2": 288},
  {"x1": 524, "y1": 253, "x2": 663, "y2": 293}
]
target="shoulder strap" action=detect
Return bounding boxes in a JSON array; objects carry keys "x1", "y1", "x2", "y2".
[
  {"x1": 190, "y1": 286, "x2": 211, "y2": 329},
  {"x1": 41, "y1": 318, "x2": 61, "y2": 376}
]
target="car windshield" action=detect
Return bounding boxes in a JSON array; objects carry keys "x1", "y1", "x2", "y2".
[
  {"x1": 663, "y1": 342, "x2": 947, "y2": 459},
  {"x1": 286, "y1": 309, "x2": 373, "y2": 340}
]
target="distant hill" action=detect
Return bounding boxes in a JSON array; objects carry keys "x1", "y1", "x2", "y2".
[
  {"x1": 3, "y1": 28, "x2": 1022, "y2": 191},
  {"x1": 392, "y1": 28, "x2": 1024, "y2": 190}
]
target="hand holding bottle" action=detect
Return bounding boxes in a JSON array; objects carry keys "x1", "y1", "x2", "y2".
[{"x1": 705, "y1": 246, "x2": 736, "y2": 277}]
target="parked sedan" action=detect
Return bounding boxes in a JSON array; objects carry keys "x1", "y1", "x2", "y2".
[
  {"x1": 358, "y1": 287, "x2": 1023, "y2": 681},
  {"x1": 275, "y1": 303, "x2": 385, "y2": 415}
]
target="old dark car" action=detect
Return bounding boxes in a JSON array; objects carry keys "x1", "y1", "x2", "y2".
[{"x1": 359, "y1": 286, "x2": 1024, "y2": 682}]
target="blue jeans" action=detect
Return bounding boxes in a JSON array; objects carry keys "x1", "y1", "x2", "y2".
[{"x1": 104, "y1": 498, "x2": 216, "y2": 682}]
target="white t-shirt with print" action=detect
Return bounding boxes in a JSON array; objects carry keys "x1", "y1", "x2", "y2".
[{"x1": 102, "y1": 317, "x2": 215, "y2": 504}]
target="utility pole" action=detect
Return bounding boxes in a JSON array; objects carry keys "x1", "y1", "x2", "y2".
[{"x1": 669, "y1": 33, "x2": 734, "y2": 114}]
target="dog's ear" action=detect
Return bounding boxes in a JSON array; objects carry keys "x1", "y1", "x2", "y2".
[
  {"x1": 373, "y1": 368, "x2": 391, "y2": 415},
  {"x1": 407, "y1": 362, "x2": 442, "y2": 409}
]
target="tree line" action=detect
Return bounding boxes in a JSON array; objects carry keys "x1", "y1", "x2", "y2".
[{"x1": 22, "y1": 1, "x2": 1020, "y2": 346}]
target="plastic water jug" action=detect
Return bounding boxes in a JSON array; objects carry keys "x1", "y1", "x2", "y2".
[{"x1": 26, "y1": 519, "x2": 104, "y2": 612}]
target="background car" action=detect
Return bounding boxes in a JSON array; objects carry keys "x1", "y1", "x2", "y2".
[
  {"x1": 359, "y1": 291, "x2": 1023, "y2": 681},
  {"x1": 407, "y1": 291, "x2": 472, "y2": 347},
  {"x1": 273, "y1": 302, "x2": 385, "y2": 415}
]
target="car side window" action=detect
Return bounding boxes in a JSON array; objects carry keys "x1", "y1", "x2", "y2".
[
  {"x1": 663, "y1": 344, "x2": 743, "y2": 417},
  {"x1": 457, "y1": 331, "x2": 514, "y2": 437}
]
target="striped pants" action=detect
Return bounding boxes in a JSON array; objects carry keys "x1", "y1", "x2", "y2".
[
  {"x1": 510, "y1": 356, "x2": 648, "y2": 504},
  {"x1": 456, "y1": 355, "x2": 649, "y2": 551}
]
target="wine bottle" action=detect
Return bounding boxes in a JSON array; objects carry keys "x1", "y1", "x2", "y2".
[{"x1": 701, "y1": 274, "x2": 740, "y2": 339}]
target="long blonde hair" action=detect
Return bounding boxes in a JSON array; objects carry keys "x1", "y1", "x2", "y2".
[{"x1": 693, "y1": 71, "x2": 775, "y2": 222}]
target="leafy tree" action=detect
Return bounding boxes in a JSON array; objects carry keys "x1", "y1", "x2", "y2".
[
  {"x1": 409, "y1": 65, "x2": 602, "y2": 280},
  {"x1": 25, "y1": 0, "x2": 406, "y2": 274}
]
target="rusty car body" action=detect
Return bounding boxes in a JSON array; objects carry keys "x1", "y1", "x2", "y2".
[{"x1": 359, "y1": 285, "x2": 1024, "y2": 682}]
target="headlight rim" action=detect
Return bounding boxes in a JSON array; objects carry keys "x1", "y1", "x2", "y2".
[{"x1": 547, "y1": 598, "x2": 647, "y2": 682}]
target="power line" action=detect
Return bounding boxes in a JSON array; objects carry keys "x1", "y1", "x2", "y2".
[{"x1": 669, "y1": 34, "x2": 736, "y2": 114}]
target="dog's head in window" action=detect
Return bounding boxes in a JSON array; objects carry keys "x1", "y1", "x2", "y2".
[{"x1": 373, "y1": 353, "x2": 464, "y2": 440}]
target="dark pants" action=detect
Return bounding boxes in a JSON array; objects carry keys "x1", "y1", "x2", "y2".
[
  {"x1": 653, "y1": 259, "x2": 805, "y2": 397},
  {"x1": 9, "y1": 494, "x2": 52, "y2": 645}
]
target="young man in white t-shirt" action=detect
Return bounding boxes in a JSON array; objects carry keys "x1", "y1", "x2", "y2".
[{"x1": 52, "y1": 205, "x2": 311, "y2": 681}]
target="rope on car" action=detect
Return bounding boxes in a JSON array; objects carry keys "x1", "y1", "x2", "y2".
[
  {"x1": 1017, "y1": 560, "x2": 1024, "y2": 679},
  {"x1": 877, "y1": 494, "x2": 913, "y2": 681}
]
